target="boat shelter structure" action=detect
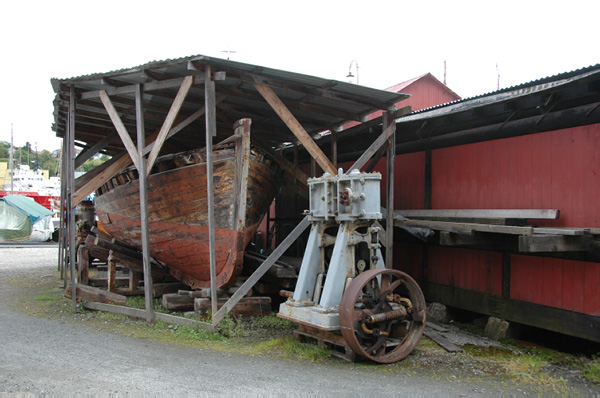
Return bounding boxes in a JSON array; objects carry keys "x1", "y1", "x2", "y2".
[{"x1": 51, "y1": 54, "x2": 409, "y2": 329}]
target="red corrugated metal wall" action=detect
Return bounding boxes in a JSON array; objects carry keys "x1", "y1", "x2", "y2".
[{"x1": 391, "y1": 124, "x2": 600, "y2": 316}]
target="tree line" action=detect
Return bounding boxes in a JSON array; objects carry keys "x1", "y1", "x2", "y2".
[{"x1": 0, "y1": 141, "x2": 109, "y2": 177}]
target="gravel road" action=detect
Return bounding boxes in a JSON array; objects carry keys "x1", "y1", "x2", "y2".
[{"x1": 0, "y1": 246, "x2": 547, "y2": 395}]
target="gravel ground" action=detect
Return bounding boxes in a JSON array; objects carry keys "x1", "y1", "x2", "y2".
[{"x1": 0, "y1": 246, "x2": 596, "y2": 396}]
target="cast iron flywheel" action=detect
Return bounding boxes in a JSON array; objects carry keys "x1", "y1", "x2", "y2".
[{"x1": 339, "y1": 268, "x2": 426, "y2": 363}]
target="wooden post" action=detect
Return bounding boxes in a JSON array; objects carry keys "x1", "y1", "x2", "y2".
[
  {"x1": 108, "y1": 260, "x2": 117, "y2": 293},
  {"x1": 233, "y1": 119, "x2": 251, "y2": 232},
  {"x1": 68, "y1": 85, "x2": 78, "y2": 312},
  {"x1": 58, "y1": 138, "x2": 67, "y2": 281},
  {"x1": 205, "y1": 65, "x2": 219, "y2": 321},
  {"x1": 136, "y1": 83, "x2": 155, "y2": 322},
  {"x1": 331, "y1": 129, "x2": 338, "y2": 168},
  {"x1": 384, "y1": 111, "x2": 395, "y2": 269}
]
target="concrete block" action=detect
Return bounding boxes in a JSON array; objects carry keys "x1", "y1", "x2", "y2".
[
  {"x1": 427, "y1": 302, "x2": 451, "y2": 324},
  {"x1": 484, "y1": 316, "x2": 510, "y2": 340}
]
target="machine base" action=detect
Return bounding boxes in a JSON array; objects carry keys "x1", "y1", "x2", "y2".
[{"x1": 278, "y1": 301, "x2": 340, "y2": 331}]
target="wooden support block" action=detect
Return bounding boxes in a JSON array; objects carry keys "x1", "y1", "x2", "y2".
[
  {"x1": 518, "y1": 235, "x2": 592, "y2": 253},
  {"x1": 129, "y1": 271, "x2": 141, "y2": 291},
  {"x1": 295, "y1": 324, "x2": 361, "y2": 362},
  {"x1": 162, "y1": 293, "x2": 195, "y2": 311},
  {"x1": 95, "y1": 236, "x2": 144, "y2": 260},
  {"x1": 152, "y1": 282, "x2": 189, "y2": 298},
  {"x1": 439, "y1": 231, "x2": 517, "y2": 251},
  {"x1": 84, "y1": 234, "x2": 110, "y2": 260},
  {"x1": 114, "y1": 288, "x2": 145, "y2": 296},
  {"x1": 108, "y1": 260, "x2": 116, "y2": 293},
  {"x1": 108, "y1": 250, "x2": 167, "y2": 280},
  {"x1": 194, "y1": 297, "x2": 271, "y2": 317},
  {"x1": 77, "y1": 244, "x2": 89, "y2": 285},
  {"x1": 254, "y1": 282, "x2": 280, "y2": 295},
  {"x1": 88, "y1": 276, "x2": 130, "y2": 287},
  {"x1": 65, "y1": 284, "x2": 127, "y2": 306}
]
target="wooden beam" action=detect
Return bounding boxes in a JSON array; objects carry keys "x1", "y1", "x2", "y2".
[
  {"x1": 216, "y1": 66, "x2": 403, "y2": 110},
  {"x1": 205, "y1": 65, "x2": 218, "y2": 319},
  {"x1": 518, "y1": 235, "x2": 593, "y2": 252},
  {"x1": 394, "y1": 102, "x2": 600, "y2": 155},
  {"x1": 146, "y1": 75, "x2": 194, "y2": 174},
  {"x1": 99, "y1": 90, "x2": 140, "y2": 171},
  {"x1": 254, "y1": 83, "x2": 337, "y2": 176},
  {"x1": 212, "y1": 216, "x2": 310, "y2": 325},
  {"x1": 423, "y1": 281, "x2": 600, "y2": 343},
  {"x1": 74, "y1": 131, "x2": 118, "y2": 168},
  {"x1": 252, "y1": 136, "x2": 310, "y2": 187},
  {"x1": 233, "y1": 119, "x2": 251, "y2": 232},
  {"x1": 82, "y1": 302, "x2": 215, "y2": 331},
  {"x1": 395, "y1": 219, "x2": 534, "y2": 236},
  {"x1": 68, "y1": 85, "x2": 78, "y2": 312},
  {"x1": 384, "y1": 111, "x2": 395, "y2": 268},
  {"x1": 136, "y1": 83, "x2": 155, "y2": 323},
  {"x1": 533, "y1": 227, "x2": 589, "y2": 236},
  {"x1": 80, "y1": 76, "x2": 201, "y2": 100},
  {"x1": 73, "y1": 152, "x2": 131, "y2": 205},
  {"x1": 73, "y1": 96, "x2": 219, "y2": 205},
  {"x1": 142, "y1": 95, "x2": 225, "y2": 156},
  {"x1": 396, "y1": 209, "x2": 560, "y2": 220},
  {"x1": 349, "y1": 122, "x2": 395, "y2": 173}
]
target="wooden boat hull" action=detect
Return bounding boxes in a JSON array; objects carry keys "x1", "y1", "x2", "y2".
[{"x1": 95, "y1": 140, "x2": 279, "y2": 289}]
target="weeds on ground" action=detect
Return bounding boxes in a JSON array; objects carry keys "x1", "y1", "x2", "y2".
[
  {"x1": 463, "y1": 343, "x2": 573, "y2": 393},
  {"x1": 584, "y1": 356, "x2": 600, "y2": 384},
  {"x1": 245, "y1": 335, "x2": 330, "y2": 362}
]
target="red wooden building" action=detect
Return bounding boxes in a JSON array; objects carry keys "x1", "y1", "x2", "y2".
[{"x1": 304, "y1": 64, "x2": 600, "y2": 342}]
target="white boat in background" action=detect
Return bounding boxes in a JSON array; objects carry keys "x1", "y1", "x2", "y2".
[
  {"x1": 2, "y1": 165, "x2": 61, "y2": 231},
  {"x1": 3, "y1": 165, "x2": 60, "y2": 197}
]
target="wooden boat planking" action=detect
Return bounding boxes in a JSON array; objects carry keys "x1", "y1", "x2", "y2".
[{"x1": 94, "y1": 124, "x2": 280, "y2": 289}]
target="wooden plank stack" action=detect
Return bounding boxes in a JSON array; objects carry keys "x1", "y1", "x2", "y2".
[{"x1": 388, "y1": 208, "x2": 599, "y2": 260}]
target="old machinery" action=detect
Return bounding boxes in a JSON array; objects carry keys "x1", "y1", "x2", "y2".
[{"x1": 278, "y1": 169, "x2": 426, "y2": 363}]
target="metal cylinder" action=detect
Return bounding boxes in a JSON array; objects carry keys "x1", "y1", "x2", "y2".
[{"x1": 366, "y1": 307, "x2": 407, "y2": 324}]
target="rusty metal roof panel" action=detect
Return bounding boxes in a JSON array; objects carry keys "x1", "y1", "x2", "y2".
[{"x1": 51, "y1": 54, "x2": 409, "y2": 154}]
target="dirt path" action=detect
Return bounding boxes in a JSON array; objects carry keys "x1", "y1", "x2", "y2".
[{"x1": 0, "y1": 246, "x2": 595, "y2": 395}]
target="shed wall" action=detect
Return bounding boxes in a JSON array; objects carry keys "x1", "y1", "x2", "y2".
[{"x1": 390, "y1": 123, "x2": 600, "y2": 317}]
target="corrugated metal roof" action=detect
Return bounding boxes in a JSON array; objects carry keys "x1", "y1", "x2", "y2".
[
  {"x1": 329, "y1": 63, "x2": 600, "y2": 163},
  {"x1": 406, "y1": 64, "x2": 600, "y2": 117},
  {"x1": 51, "y1": 54, "x2": 409, "y2": 156}
]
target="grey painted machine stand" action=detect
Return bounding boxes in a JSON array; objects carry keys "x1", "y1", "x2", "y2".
[{"x1": 279, "y1": 169, "x2": 385, "y2": 331}]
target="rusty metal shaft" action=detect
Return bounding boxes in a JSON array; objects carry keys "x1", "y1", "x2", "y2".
[{"x1": 365, "y1": 307, "x2": 407, "y2": 324}]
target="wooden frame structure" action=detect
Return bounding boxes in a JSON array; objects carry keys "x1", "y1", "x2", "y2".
[{"x1": 52, "y1": 55, "x2": 408, "y2": 330}]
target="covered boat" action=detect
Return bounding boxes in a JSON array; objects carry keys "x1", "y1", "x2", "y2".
[
  {"x1": 94, "y1": 133, "x2": 279, "y2": 289},
  {"x1": 0, "y1": 195, "x2": 54, "y2": 242}
]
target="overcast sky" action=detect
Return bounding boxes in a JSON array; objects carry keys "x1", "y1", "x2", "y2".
[{"x1": 1, "y1": 0, "x2": 597, "y2": 151}]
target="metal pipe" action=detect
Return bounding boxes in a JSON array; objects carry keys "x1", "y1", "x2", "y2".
[{"x1": 365, "y1": 307, "x2": 407, "y2": 324}]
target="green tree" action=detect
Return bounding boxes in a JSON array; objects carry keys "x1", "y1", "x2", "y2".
[
  {"x1": 0, "y1": 141, "x2": 9, "y2": 159},
  {"x1": 77, "y1": 155, "x2": 110, "y2": 173},
  {"x1": 38, "y1": 150, "x2": 59, "y2": 176}
]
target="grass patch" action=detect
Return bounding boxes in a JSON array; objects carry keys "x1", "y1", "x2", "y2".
[
  {"x1": 245, "y1": 335, "x2": 331, "y2": 362},
  {"x1": 5, "y1": 267, "x2": 600, "y2": 393},
  {"x1": 247, "y1": 313, "x2": 295, "y2": 331},
  {"x1": 584, "y1": 356, "x2": 600, "y2": 384},
  {"x1": 34, "y1": 295, "x2": 56, "y2": 302}
]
